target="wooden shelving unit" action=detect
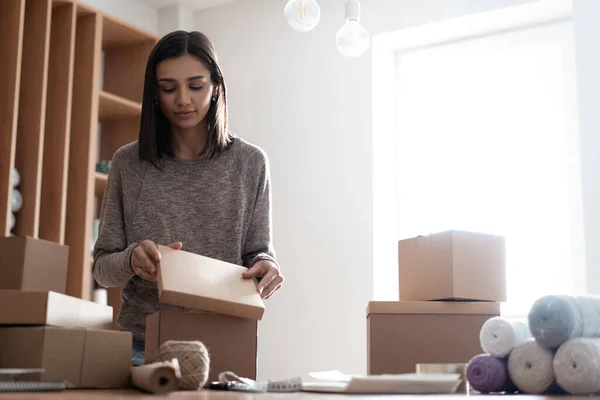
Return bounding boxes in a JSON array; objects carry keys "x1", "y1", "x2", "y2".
[{"x1": 0, "y1": 0, "x2": 158, "y2": 304}]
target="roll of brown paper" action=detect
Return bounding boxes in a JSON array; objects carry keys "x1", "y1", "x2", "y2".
[{"x1": 131, "y1": 359, "x2": 181, "y2": 394}]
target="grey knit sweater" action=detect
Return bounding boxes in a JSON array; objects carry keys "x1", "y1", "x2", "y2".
[{"x1": 92, "y1": 136, "x2": 277, "y2": 345}]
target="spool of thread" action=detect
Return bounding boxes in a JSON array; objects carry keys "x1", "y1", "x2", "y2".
[
  {"x1": 12, "y1": 190, "x2": 22, "y2": 213},
  {"x1": 156, "y1": 340, "x2": 210, "y2": 390},
  {"x1": 466, "y1": 354, "x2": 515, "y2": 394},
  {"x1": 507, "y1": 339, "x2": 555, "y2": 394},
  {"x1": 12, "y1": 168, "x2": 20, "y2": 188},
  {"x1": 528, "y1": 295, "x2": 600, "y2": 349},
  {"x1": 131, "y1": 359, "x2": 181, "y2": 394},
  {"x1": 480, "y1": 316, "x2": 532, "y2": 357},
  {"x1": 554, "y1": 338, "x2": 600, "y2": 395}
]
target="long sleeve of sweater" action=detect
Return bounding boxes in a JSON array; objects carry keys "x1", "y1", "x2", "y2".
[
  {"x1": 242, "y1": 149, "x2": 278, "y2": 270},
  {"x1": 92, "y1": 150, "x2": 138, "y2": 287}
]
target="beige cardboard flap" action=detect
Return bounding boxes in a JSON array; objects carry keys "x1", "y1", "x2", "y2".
[
  {"x1": 366, "y1": 301, "x2": 500, "y2": 317},
  {"x1": 0, "y1": 290, "x2": 113, "y2": 329},
  {"x1": 157, "y1": 246, "x2": 265, "y2": 320}
]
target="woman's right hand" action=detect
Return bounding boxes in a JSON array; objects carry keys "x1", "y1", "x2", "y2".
[{"x1": 131, "y1": 240, "x2": 182, "y2": 281}]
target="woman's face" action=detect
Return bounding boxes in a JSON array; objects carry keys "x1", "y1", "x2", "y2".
[{"x1": 156, "y1": 53, "x2": 215, "y2": 130}]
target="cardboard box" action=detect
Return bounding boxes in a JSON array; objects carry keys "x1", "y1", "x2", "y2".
[
  {"x1": 367, "y1": 301, "x2": 499, "y2": 375},
  {"x1": 0, "y1": 326, "x2": 132, "y2": 388},
  {"x1": 157, "y1": 245, "x2": 265, "y2": 320},
  {"x1": 0, "y1": 236, "x2": 68, "y2": 293},
  {"x1": 0, "y1": 290, "x2": 113, "y2": 329},
  {"x1": 398, "y1": 230, "x2": 506, "y2": 301},
  {"x1": 145, "y1": 311, "x2": 257, "y2": 384}
]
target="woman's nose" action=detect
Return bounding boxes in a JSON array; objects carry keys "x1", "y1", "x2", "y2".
[{"x1": 176, "y1": 89, "x2": 191, "y2": 106}]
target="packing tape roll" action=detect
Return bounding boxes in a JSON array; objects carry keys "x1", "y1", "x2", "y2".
[{"x1": 131, "y1": 359, "x2": 181, "y2": 394}]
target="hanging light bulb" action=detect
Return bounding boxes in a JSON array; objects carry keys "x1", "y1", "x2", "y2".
[
  {"x1": 284, "y1": 0, "x2": 321, "y2": 32},
  {"x1": 336, "y1": 0, "x2": 370, "y2": 57}
]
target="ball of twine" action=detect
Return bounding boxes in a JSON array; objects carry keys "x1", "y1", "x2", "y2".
[{"x1": 156, "y1": 340, "x2": 210, "y2": 390}]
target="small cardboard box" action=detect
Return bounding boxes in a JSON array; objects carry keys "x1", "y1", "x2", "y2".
[
  {"x1": 0, "y1": 290, "x2": 113, "y2": 329},
  {"x1": 398, "y1": 230, "x2": 506, "y2": 301},
  {"x1": 145, "y1": 311, "x2": 258, "y2": 384},
  {"x1": 0, "y1": 326, "x2": 132, "y2": 388},
  {"x1": 157, "y1": 245, "x2": 265, "y2": 320},
  {"x1": 367, "y1": 301, "x2": 499, "y2": 375},
  {"x1": 0, "y1": 236, "x2": 68, "y2": 293}
]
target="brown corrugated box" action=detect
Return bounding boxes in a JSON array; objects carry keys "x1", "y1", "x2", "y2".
[
  {"x1": 0, "y1": 236, "x2": 68, "y2": 293},
  {"x1": 0, "y1": 290, "x2": 113, "y2": 329},
  {"x1": 157, "y1": 245, "x2": 265, "y2": 320},
  {"x1": 367, "y1": 301, "x2": 499, "y2": 375},
  {"x1": 398, "y1": 230, "x2": 506, "y2": 302},
  {"x1": 0, "y1": 326, "x2": 131, "y2": 388},
  {"x1": 145, "y1": 311, "x2": 258, "y2": 384}
]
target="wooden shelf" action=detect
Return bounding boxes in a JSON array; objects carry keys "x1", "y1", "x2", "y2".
[
  {"x1": 99, "y1": 90, "x2": 141, "y2": 120},
  {"x1": 0, "y1": 0, "x2": 25, "y2": 236},
  {"x1": 94, "y1": 172, "x2": 107, "y2": 198},
  {"x1": 102, "y1": 14, "x2": 157, "y2": 48}
]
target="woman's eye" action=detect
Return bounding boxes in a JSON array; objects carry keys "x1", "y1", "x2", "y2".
[
  {"x1": 161, "y1": 87, "x2": 175, "y2": 93},
  {"x1": 190, "y1": 86, "x2": 203, "y2": 91}
]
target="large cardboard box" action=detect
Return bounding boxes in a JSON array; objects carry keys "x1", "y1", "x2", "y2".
[
  {"x1": 145, "y1": 311, "x2": 258, "y2": 384},
  {"x1": 398, "y1": 230, "x2": 506, "y2": 301},
  {"x1": 0, "y1": 236, "x2": 68, "y2": 293},
  {"x1": 367, "y1": 301, "x2": 499, "y2": 375},
  {"x1": 157, "y1": 245, "x2": 265, "y2": 320},
  {"x1": 0, "y1": 290, "x2": 113, "y2": 329},
  {"x1": 0, "y1": 326, "x2": 132, "y2": 388}
]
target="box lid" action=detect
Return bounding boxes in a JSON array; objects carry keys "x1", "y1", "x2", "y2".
[
  {"x1": 366, "y1": 301, "x2": 500, "y2": 317},
  {"x1": 157, "y1": 246, "x2": 265, "y2": 320}
]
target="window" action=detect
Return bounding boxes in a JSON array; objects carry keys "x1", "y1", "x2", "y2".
[{"x1": 373, "y1": 5, "x2": 584, "y2": 317}]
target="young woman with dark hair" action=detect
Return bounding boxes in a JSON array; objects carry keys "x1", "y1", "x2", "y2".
[{"x1": 92, "y1": 30, "x2": 283, "y2": 366}]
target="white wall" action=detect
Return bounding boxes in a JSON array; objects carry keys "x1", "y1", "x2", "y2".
[
  {"x1": 159, "y1": 5, "x2": 196, "y2": 36},
  {"x1": 573, "y1": 0, "x2": 600, "y2": 295},
  {"x1": 194, "y1": 0, "x2": 532, "y2": 380},
  {"x1": 77, "y1": 0, "x2": 159, "y2": 35}
]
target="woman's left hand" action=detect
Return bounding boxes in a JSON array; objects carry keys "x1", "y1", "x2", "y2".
[{"x1": 242, "y1": 260, "x2": 284, "y2": 299}]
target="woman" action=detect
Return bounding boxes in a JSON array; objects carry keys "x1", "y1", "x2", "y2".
[{"x1": 92, "y1": 30, "x2": 283, "y2": 366}]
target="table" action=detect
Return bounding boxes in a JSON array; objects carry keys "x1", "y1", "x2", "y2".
[{"x1": 0, "y1": 391, "x2": 594, "y2": 399}]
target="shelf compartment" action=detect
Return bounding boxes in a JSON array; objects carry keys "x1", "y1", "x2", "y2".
[
  {"x1": 99, "y1": 90, "x2": 141, "y2": 120},
  {"x1": 39, "y1": 2, "x2": 76, "y2": 244},
  {"x1": 13, "y1": 0, "x2": 53, "y2": 238},
  {"x1": 65, "y1": 10, "x2": 102, "y2": 301},
  {"x1": 0, "y1": 0, "x2": 25, "y2": 236}
]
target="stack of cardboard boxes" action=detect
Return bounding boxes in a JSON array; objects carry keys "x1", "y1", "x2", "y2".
[
  {"x1": 0, "y1": 236, "x2": 132, "y2": 388},
  {"x1": 144, "y1": 245, "x2": 264, "y2": 384},
  {"x1": 367, "y1": 230, "x2": 505, "y2": 375}
]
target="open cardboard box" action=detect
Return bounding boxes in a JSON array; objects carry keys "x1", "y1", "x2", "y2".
[
  {"x1": 145, "y1": 311, "x2": 258, "y2": 384},
  {"x1": 157, "y1": 245, "x2": 265, "y2": 320}
]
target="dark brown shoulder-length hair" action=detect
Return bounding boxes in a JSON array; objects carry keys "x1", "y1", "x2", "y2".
[{"x1": 138, "y1": 30, "x2": 233, "y2": 168}]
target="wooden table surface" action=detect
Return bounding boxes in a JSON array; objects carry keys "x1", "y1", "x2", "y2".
[{"x1": 0, "y1": 390, "x2": 595, "y2": 399}]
